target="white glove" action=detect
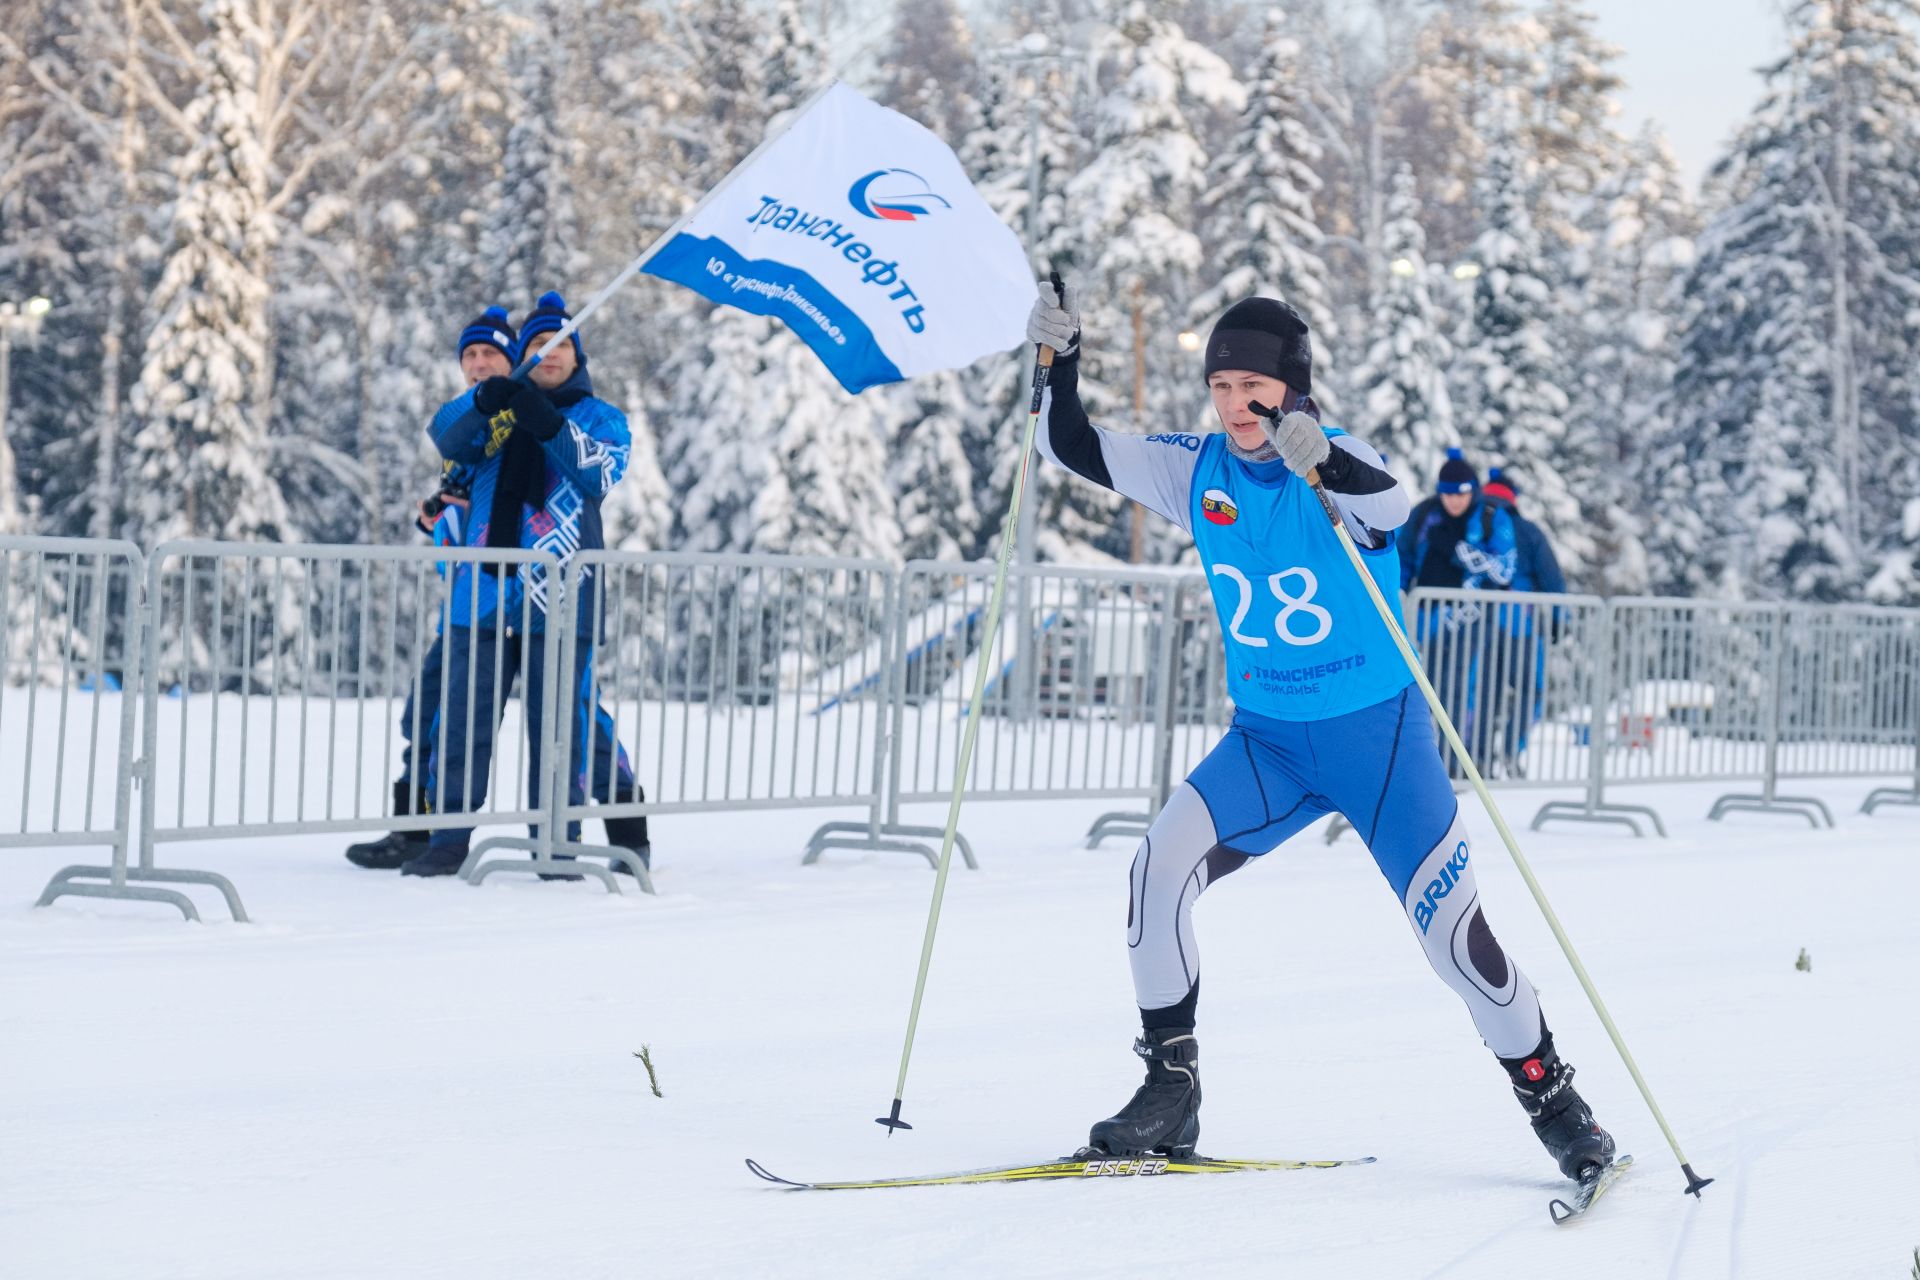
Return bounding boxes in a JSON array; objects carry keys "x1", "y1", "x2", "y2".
[
  {"x1": 1271, "y1": 410, "x2": 1329, "y2": 478},
  {"x1": 1025, "y1": 280, "x2": 1080, "y2": 356}
]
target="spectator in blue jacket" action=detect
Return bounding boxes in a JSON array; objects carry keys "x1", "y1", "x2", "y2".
[
  {"x1": 1397, "y1": 450, "x2": 1528, "y2": 775},
  {"x1": 1398, "y1": 449, "x2": 1519, "y2": 593},
  {"x1": 1477, "y1": 469, "x2": 1568, "y2": 774},
  {"x1": 344, "y1": 306, "x2": 507, "y2": 870},
  {"x1": 401, "y1": 291, "x2": 644, "y2": 878},
  {"x1": 1482, "y1": 468, "x2": 1566, "y2": 595}
]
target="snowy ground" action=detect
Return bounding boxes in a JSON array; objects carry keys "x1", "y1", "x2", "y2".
[{"x1": 4, "y1": 776, "x2": 1918, "y2": 1279}]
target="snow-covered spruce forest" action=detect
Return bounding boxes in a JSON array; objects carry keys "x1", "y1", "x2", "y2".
[{"x1": 4, "y1": 0, "x2": 1919, "y2": 603}]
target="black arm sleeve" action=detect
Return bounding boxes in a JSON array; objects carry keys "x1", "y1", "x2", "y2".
[
  {"x1": 1317, "y1": 441, "x2": 1398, "y2": 495},
  {"x1": 1038, "y1": 354, "x2": 1113, "y2": 489}
]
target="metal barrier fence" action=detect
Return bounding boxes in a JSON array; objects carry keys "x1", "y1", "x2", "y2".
[
  {"x1": 851, "y1": 561, "x2": 1190, "y2": 858},
  {"x1": 1, "y1": 537, "x2": 157, "y2": 912},
  {"x1": 5, "y1": 531, "x2": 1917, "y2": 921},
  {"x1": 548, "y1": 550, "x2": 900, "y2": 877},
  {"x1": 1402, "y1": 588, "x2": 1671, "y2": 837}
]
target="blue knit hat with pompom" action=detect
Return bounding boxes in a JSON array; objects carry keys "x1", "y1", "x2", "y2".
[
  {"x1": 517, "y1": 290, "x2": 584, "y2": 365},
  {"x1": 457, "y1": 304, "x2": 517, "y2": 361},
  {"x1": 1436, "y1": 447, "x2": 1478, "y2": 494}
]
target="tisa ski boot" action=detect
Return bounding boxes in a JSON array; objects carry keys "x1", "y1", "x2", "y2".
[
  {"x1": 1504, "y1": 1038, "x2": 1617, "y2": 1181},
  {"x1": 1085, "y1": 1028, "x2": 1201, "y2": 1159}
]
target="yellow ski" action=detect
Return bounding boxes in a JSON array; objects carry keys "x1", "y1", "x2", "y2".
[{"x1": 745, "y1": 1153, "x2": 1375, "y2": 1191}]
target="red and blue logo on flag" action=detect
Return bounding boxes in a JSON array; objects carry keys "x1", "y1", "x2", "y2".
[{"x1": 848, "y1": 169, "x2": 952, "y2": 222}]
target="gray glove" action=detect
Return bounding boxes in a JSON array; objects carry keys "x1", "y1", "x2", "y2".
[
  {"x1": 1270, "y1": 410, "x2": 1330, "y2": 478},
  {"x1": 1025, "y1": 280, "x2": 1080, "y2": 356}
]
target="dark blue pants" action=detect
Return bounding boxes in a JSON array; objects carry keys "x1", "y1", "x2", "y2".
[
  {"x1": 397, "y1": 635, "x2": 446, "y2": 790},
  {"x1": 406, "y1": 631, "x2": 634, "y2": 815},
  {"x1": 423, "y1": 628, "x2": 613, "y2": 854}
]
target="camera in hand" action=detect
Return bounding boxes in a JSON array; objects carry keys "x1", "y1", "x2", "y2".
[{"x1": 421, "y1": 482, "x2": 470, "y2": 519}]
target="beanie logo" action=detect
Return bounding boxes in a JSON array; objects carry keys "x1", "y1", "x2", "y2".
[
  {"x1": 1201, "y1": 488, "x2": 1238, "y2": 526},
  {"x1": 1215, "y1": 345, "x2": 1230, "y2": 359},
  {"x1": 849, "y1": 169, "x2": 952, "y2": 222}
]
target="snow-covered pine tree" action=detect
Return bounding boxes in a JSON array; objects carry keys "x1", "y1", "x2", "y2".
[
  {"x1": 1394, "y1": 0, "x2": 1540, "y2": 266},
  {"x1": 0, "y1": 0, "x2": 170, "y2": 542},
  {"x1": 126, "y1": 0, "x2": 288, "y2": 546},
  {"x1": 1191, "y1": 7, "x2": 1340, "y2": 410},
  {"x1": 662, "y1": 311, "x2": 791, "y2": 554},
  {"x1": 1527, "y1": 0, "x2": 1626, "y2": 255},
  {"x1": 957, "y1": 37, "x2": 1082, "y2": 558},
  {"x1": 480, "y1": 0, "x2": 590, "y2": 307},
  {"x1": 771, "y1": 339, "x2": 902, "y2": 563},
  {"x1": 275, "y1": 0, "x2": 486, "y2": 547},
  {"x1": 1345, "y1": 164, "x2": 1454, "y2": 485},
  {"x1": 1066, "y1": 0, "x2": 1244, "y2": 562},
  {"x1": 1572, "y1": 127, "x2": 1696, "y2": 595},
  {"x1": 877, "y1": 0, "x2": 978, "y2": 144},
  {"x1": 1453, "y1": 101, "x2": 1590, "y2": 580},
  {"x1": 765, "y1": 0, "x2": 824, "y2": 120},
  {"x1": 1656, "y1": 0, "x2": 1920, "y2": 601},
  {"x1": 888, "y1": 371, "x2": 981, "y2": 561},
  {"x1": 654, "y1": 0, "x2": 774, "y2": 555}
]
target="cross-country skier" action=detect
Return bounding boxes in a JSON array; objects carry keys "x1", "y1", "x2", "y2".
[{"x1": 1024, "y1": 285, "x2": 1616, "y2": 1186}]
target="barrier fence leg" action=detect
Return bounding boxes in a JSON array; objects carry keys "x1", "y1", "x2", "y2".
[
  {"x1": 1861, "y1": 620, "x2": 1920, "y2": 815},
  {"x1": 802, "y1": 567, "x2": 960, "y2": 868},
  {"x1": 31, "y1": 544, "x2": 245, "y2": 922},
  {"x1": 1707, "y1": 607, "x2": 1833, "y2": 828},
  {"x1": 1532, "y1": 599, "x2": 1665, "y2": 837}
]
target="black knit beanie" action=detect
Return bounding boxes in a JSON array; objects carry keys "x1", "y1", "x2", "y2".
[{"x1": 1203, "y1": 297, "x2": 1312, "y2": 394}]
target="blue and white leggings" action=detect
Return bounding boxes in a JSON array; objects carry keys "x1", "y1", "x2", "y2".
[{"x1": 1127, "y1": 687, "x2": 1544, "y2": 1058}]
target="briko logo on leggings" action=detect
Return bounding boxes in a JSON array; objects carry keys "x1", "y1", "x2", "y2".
[{"x1": 1413, "y1": 841, "x2": 1471, "y2": 935}]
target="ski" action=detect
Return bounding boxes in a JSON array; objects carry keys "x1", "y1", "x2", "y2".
[
  {"x1": 1548, "y1": 1154, "x2": 1634, "y2": 1225},
  {"x1": 745, "y1": 1152, "x2": 1375, "y2": 1191}
]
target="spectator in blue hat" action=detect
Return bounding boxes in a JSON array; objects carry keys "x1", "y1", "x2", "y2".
[
  {"x1": 403, "y1": 290, "x2": 649, "y2": 880},
  {"x1": 343, "y1": 306, "x2": 508, "y2": 870}
]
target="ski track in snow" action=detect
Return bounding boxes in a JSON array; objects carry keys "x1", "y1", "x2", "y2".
[{"x1": 3, "y1": 776, "x2": 1918, "y2": 1279}]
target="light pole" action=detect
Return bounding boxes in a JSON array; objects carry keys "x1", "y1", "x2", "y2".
[{"x1": 0, "y1": 294, "x2": 53, "y2": 537}]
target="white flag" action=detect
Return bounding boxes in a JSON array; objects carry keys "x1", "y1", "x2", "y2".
[{"x1": 643, "y1": 82, "x2": 1033, "y2": 394}]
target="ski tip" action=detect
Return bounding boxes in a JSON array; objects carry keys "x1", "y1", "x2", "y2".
[{"x1": 744, "y1": 1158, "x2": 804, "y2": 1188}]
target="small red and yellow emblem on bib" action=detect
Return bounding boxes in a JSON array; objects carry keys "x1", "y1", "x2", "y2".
[{"x1": 1201, "y1": 488, "x2": 1238, "y2": 526}]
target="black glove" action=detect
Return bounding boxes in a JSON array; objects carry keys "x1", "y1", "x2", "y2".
[
  {"x1": 474, "y1": 375, "x2": 519, "y2": 417},
  {"x1": 511, "y1": 388, "x2": 565, "y2": 442},
  {"x1": 473, "y1": 376, "x2": 564, "y2": 442}
]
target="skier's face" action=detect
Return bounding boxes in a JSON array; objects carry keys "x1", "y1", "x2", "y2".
[
  {"x1": 523, "y1": 333, "x2": 577, "y2": 388},
  {"x1": 1208, "y1": 370, "x2": 1291, "y2": 450},
  {"x1": 460, "y1": 343, "x2": 512, "y2": 386},
  {"x1": 1441, "y1": 492, "x2": 1473, "y2": 517}
]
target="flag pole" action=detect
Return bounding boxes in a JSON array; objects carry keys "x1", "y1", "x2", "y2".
[
  {"x1": 875, "y1": 273, "x2": 1064, "y2": 1136},
  {"x1": 1251, "y1": 402, "x2": 1713, "y2": 1200},
  {"x1": 510, "y1": 81, "x2": 843, "y2": 377}
]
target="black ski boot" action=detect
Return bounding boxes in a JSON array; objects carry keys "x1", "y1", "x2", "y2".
[
  {"x1": 1503, "y1": 1037, "x2": 1616, "y2": 1181},
  {"x1": 604, "y1": 783, "x2": 651, "y2": 875},
  {"x1": 1085, "y1": 1028, "x2": 1201, "y2": 1159},
  {"x1": 345, "y1": 781, "x2": 429, "y2": 869}
]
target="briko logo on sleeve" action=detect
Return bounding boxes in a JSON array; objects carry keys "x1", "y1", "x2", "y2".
[
  {"x1": 848, "y1": 169, "x2": 952, "y2": 222},
  {"x1": 1201, "y1": 488, "x2": 1239, "y2": 526}
]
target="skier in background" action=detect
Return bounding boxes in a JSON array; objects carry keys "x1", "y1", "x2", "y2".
[{"x1": 1025, "y1": 283, "x2": 1616, "y2": 1187}]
